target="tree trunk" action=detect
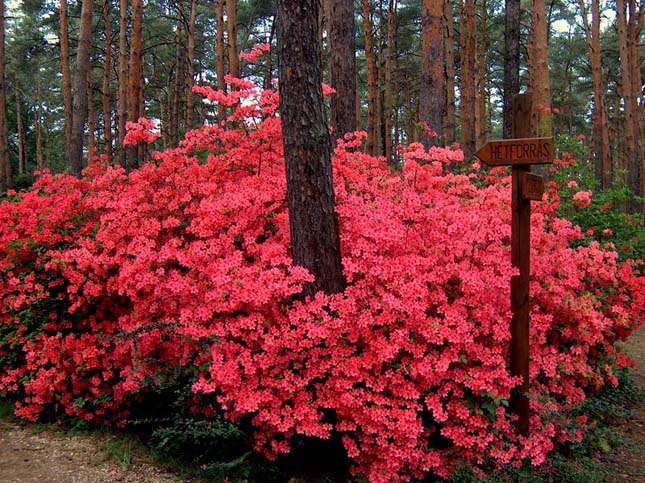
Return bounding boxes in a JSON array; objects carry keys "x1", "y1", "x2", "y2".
[
  {"x1": 36, "y1": 65, "x2": 44, "y2": 170},
  {"x1": 14, "y1": 72, "x2": 27, "y2": 175},
  {"x1": 226, "y1": 0, "x2": 239, "y2": 78},
  {"x1": 185, "y1": 0, "x2": 197, "y2": 129},
  {"x1": 579, "y1": 0, "x2": 612, "y2": 188},
  {"x1": 420, "y1": 0, "x2": 443, "y2": 147},
  {"x1": 503, "y1": 0, "x2": 520, "y2": 139},
  {"x1": 216, "y1": 0, "x2": 226, "y2": 122},
  {"x1": 478, "y1": 0, "x2": 487, "y2": 146},
  {"x1": 617, "y1": 0, "x2": 633, "y2": 179},
  {"x1": 329, "y1": 0, "x2": 357, "y2": 139},
  {"x1": 627, "y1": 0, "x2": 644, "y2": 213},
  {"x1": 60, "y1": 0, "x2": 72, "y2": 149},
  {"x1": 102, "y1": 0, "x2": 112, "y2": 159},
  {"x1": 383, "y1": 0, "x2": 395, "y2": 163},
  {"x1": 529, "y1": 0, "x2": 551, "y2": 136},
  {"x1": 461, "y1": 0, "x2": 477, "y2": 160},
  {"x1": 87, "y1": 67, "x2": 95, "y2": 160},
  {"x1": 65, "y1": 0, "x2": 94, "y2": 177},
  {"x1": 443, "y1": 0, "x2": 455, "y2": 143},
  {"x1": 172, "y1": 6, "x2": 183, "y2": 146},
  {"x1": 276, "y1": 0, "x2": 345, "y2": 298},
  {"x1": 117, "y1": 0, "x2": 128, "y2": 168},
  {"x1": 362, "y1": 0, "x2": 378, "y2": 155},
  {"x1": 0, "y1": 0, "x2": 9, "y2": 190},
  {"x1": 127, "y1": 0, "x2": 143, "y2": 169}
]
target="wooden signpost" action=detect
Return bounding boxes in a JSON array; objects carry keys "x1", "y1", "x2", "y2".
[{"x1": 474, "y1": 94, "x2": 553, "y2": 435}]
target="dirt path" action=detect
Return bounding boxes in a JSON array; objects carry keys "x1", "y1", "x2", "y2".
[
  {"x1": 0, "y1": 423, "x2": 195, "y2": 483},
  {"x1": 1, "y1": 327, "x2": 644, "y2": 483},
  {"x1": 602, "y1": 325, "x2": 645, "y2": 483}
]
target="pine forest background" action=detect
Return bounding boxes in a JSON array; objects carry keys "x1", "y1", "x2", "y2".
[{"x1": 0, "y1": 0, "x2": 643, "y2": 215}]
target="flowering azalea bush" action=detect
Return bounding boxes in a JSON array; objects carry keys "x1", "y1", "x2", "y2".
[{"x1": 0, "y1": 79, "x2": 643, "y2": 482}]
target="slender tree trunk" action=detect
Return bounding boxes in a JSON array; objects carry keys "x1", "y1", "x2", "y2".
[
  {"x1": 127, "y1": 0, "x2": 143, "y2": 169},
  {"x1": 276, "y1": 0, "x2": 345, "y2": 297},
  {"x1": 117, "y1": 0, "x2": 128, "y2": 168},
  {"x1": 102, "y1": 0, "x2": 112, "y2": 159},
  {"x1": 172, "y1": 11, "x2": 182, "y2": 146},
  {"x1": 216, "y1": 0, "x2": 226, "y2": 121},
  {"x1": 36, "y1": 66, "x2": 44, "y2": 170},
  {"x1": 87, "y1": 67, "x2": 95, "y2": 160},
  {"x1": 226, "y1": 0, "x2": 239, "y2": 78},
  {"x1": 617, "y1": 0, "x2": 633, "y2": 179},
  {"x1": 185, "y1": 0, "x2": 197, "y2": 129},
  {"x1": 363, "y1": 0, "x2": 378, "y2": 155},
  {"x1": 461, "y1": 0, "x2": 477, "y2": 160},
  {"x1": 530, "y1": 0, "x2": 551, "y2": 136},
  {"x1": 420, "y1": 0, "x2": 443, "y2": 147},
  {"x1": 627, "y1": 0, "x2": 644, "y2": 213},
  {"x1": 356, "y1": 68, "x2": 362, "y2": 131},
  {"x1": 66, "y1": 0, "x2": 94, "y2": 177},
  {"x1": 383, "y1": 0, "x2": 395, "y2": 163},
  {"x1": 478, "y1": 0, "x2": 487, "y2": 146},
  {"x1": 14, "y1": 73, "x2": 26, "y2": 175},
  {"x1": 579, "y1": 0, "x2": 612, "y2": 188},
  {"x1": 443, "y1": 0, "x2": 455, "y2": 143},
  {"x1": 0, "y1": 0, "x2": 9, "y2": 190},
  {"x1": 329, "y1": 0, "x2": 357, "y2": 139},
  {"x1": 60, "y1": 0, "x2": 72, "y2": 149},
  {"x1": 503, "y1": 0, "x2": 520, "y2": 138}
]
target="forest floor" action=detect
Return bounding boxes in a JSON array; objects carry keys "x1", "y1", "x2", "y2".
[{"x1": 0, "y1": 327, "x2": 644, "y2": 483}]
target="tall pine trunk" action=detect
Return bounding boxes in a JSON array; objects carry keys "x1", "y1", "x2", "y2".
[
  {"x1": 503, "y1": 0, "x2": 520, "y2": 139},
  {"x1": 477, "y1": 0, "x2": 487, "y2": 146},
  {"x1": 461, "y1": 0, "x2": 477, "y2": 160},
  {"x1": 0, "y1": 0, "x2": 9, "y2": 190},
  {"x1": 216, "y1": 0, "x2": 226, "y2": 122},
  {"x1": 627, "y1": 0, "x2": 644, "y2": 213},
  {"x1": 383, "y1": 0, "x2": 395, "y2": 163},
  {"x1": 276, "y1": 0, "x2": 345, "y2": 297},
  {"x1": 529, "y1": 0, "x2": 551, "y2": 136},
  {"x1": 226, "y1": 0, "x2": 239, "y2": 78},
  {"x1": 185, "y1": 0, "x2": 197, "y2": 129},
  {"x1": 329, "y1": 0, "x2": 357, "y2": 139},
  {"x1": 117, "y1": 0, "x2": 128, "y2": 168},
  {"x1": 420, "y1": 0, "x2": 443, "y2": 147},
  {"x1": 443, "y1": 0, "x2": 455, "y2": 143},
  {"x1": 362, "y1": 0, "x2": 378, "y2": 155},
  {"x1": 102, "y1": 0, "x2": 112, "y2": 158},
  {"x1": 127, "y1": 0, "x2": 143, "y2": 169},
  {"x1": 60, "y1": 0, "x2": 72, "y2": 149},
  {"x1": 66, "y1": 0, "x2": 94, "y2": 177},
  {"x1": 579, "y1": 0, "x2": 612, "y2": 188},
  {"x1": 14, "y1": 72, "x2": 27, "y2": 175}
]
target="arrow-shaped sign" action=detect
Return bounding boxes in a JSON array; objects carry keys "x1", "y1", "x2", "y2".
[{"x1": 474, "y1": 137, "x2": 554, "y2": 166}]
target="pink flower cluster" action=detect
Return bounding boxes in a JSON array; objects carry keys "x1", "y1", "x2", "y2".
[{"x1": 0, "y1": 81, "x2": 643, "y2": 482}]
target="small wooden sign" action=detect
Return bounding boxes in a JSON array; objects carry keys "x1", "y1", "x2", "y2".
[
  {"x1": 521, "y1": 172, "x2": 544, "y2": 201},
  {"x1": 474, "y1": 137, "x2": 553, "y2": 166}
]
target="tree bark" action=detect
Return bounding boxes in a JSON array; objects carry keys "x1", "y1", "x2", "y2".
[
  {"x1": 579, "y1": 0, "x2": 612, "y2": 188},
  {"x1": 529, "y1": 0, "x2": 551, "y2": 136},
  {"x1": 461, "y1": 0, "x2": 477, "y2": 160},
  {"x1": 226, "y1": 0, "x2": 239, "y2": 78},
  {"x1": 102, "y1": 0, "x2": 112, "y2": 159},
  {"x1": 65, "y1": 0, "x2": 94, "y2": 177},
  {"x1": 478, "y1": 0, "x2": 487, "y2": 146},
  {"x1": 627, "y1": 0, "x2": 644, "y2": 213},
  {"x1": 185, "y1": 0, "x2": 197, "y2": 129},
  {"x1": 329, "y1": 0, "x2": 357, "y2": 139},
  {"x1": 117, "y1": 0, "x2": 128, "y2": 168},
  {"x1": 443, "y1": 0, "x2": 455, "y2": 143},
  {"x1": 420, "y1": 0, "x2": 443, "y2": 147},
  {"x1": 503, "y1": 0, "x2": 520, "y2": 139},
  {"x1": 127, "y1": 0, "x2": 143, "y2": 169},
  {"x1": 276, "y1": 0, "x2": 345, "y2": 298},
  {"x1": 0, "y1": 0, "x2": 10, "y2": 190},
  {"x1": 383, "y1": 0, "x2": 395, "y2": 163},
  {"x1": 216, "y1": 0, "x2": 226, "y2": 122},
  {"x1": 87, "y1": 66, "x2": 95, "y2": 160},
  {"x1": 14, "y1": 73, "x2": 27, "y2": 175},
  {"x1": 36, "y1": 65, "x2": 44, "y2": 170},
  {"x1": 362, "y1": 0, "x2": 378, "y2": 155},
  {"x1": 60, "y1": 0, "x2": 72, "y2": 150}
]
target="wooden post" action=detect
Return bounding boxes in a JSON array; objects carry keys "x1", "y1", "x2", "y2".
[{"x1": 510, "y1": 93, "x2": 533, "y2": 435}]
